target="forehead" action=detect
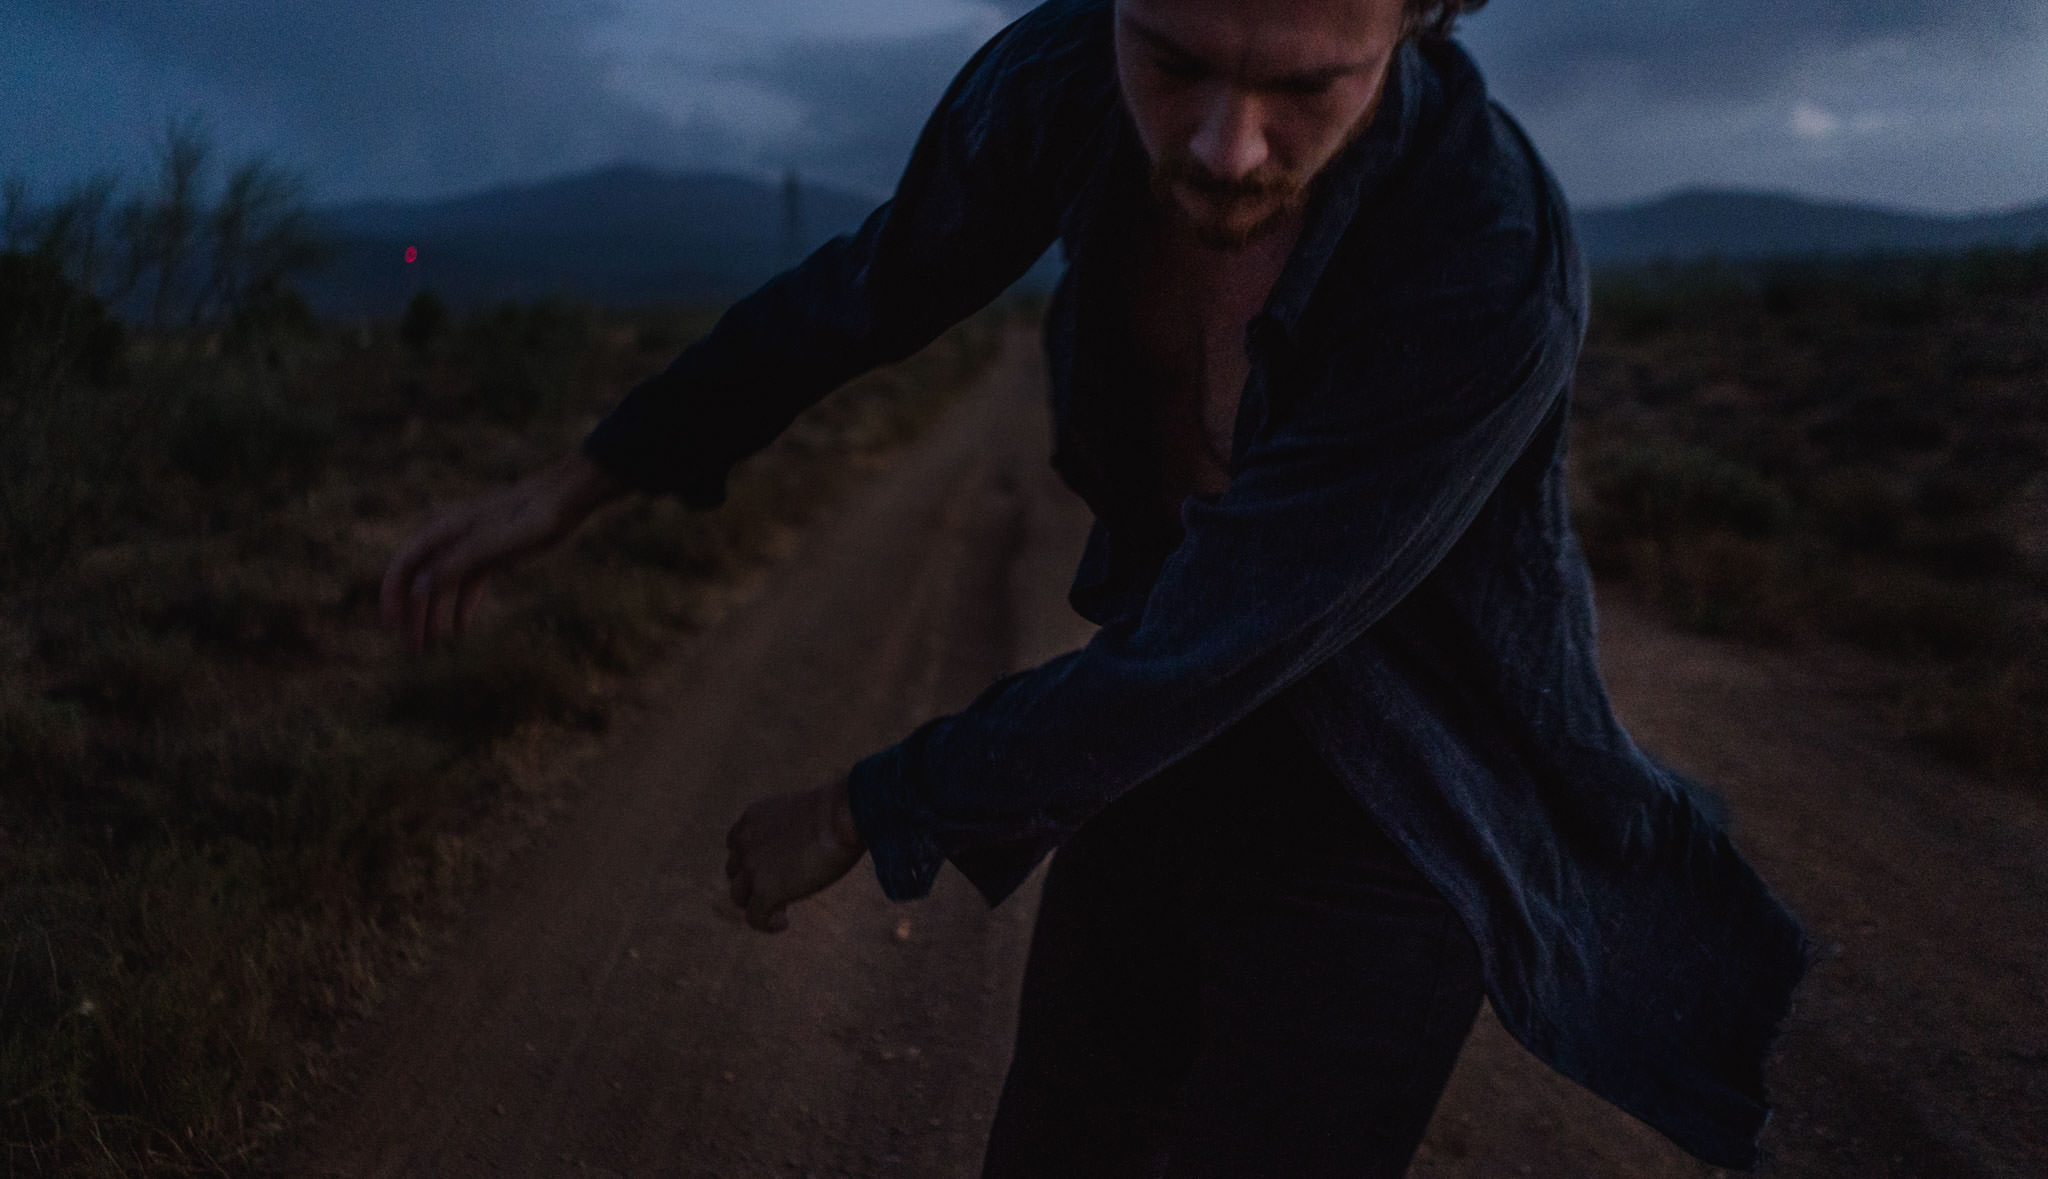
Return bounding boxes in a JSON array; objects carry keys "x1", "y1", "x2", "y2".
[{"x1": 1116, "y1": 0, "x2": 1401, "y2": 69}]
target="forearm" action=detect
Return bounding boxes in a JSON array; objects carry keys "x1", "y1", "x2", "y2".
[
  {"x1": 546, "y1": 447, "x2": 630, "y2": 519},
  {"x1": 846, "y1": 615, "x2": 1321, "y2": 906}
]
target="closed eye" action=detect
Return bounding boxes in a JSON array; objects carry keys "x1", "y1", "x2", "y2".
[
  {"x1": 1272, "y1": 76, "x2": 1337, "y2": 97},
  {"x1": 1153, "y1": 52, "x2": 1206, "y2": 81}
]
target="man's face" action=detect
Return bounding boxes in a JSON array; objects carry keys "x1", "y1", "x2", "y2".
[{"x1": 1114, "y1": 0, "x2": 1409, "y2": 249}]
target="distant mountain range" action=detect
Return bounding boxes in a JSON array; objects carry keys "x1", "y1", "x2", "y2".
[
  {"x1": 1575, "y1": 188, "x2": 2048, "y2": 268},
  {"x1": 304, "y1": 164, "x2": 888, "y2": 316},
  {"x1": 302, "y1": 166, "x2": 2048, "y2": 316}
]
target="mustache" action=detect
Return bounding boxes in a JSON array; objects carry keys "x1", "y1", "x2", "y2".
[{"x1": 1149, "y1": 156, "x2": 1306, "y2": 204}]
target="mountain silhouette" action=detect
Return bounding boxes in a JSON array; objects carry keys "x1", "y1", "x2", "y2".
[
  {"x1": 305, "y1": 162, "x2": 1064, "y2": 316},
  {"x1": 1576, "y1": 188, "x2": 2048, "y2": 267},
  {"x1": 304, "y1": 167, "x2": 2046, "y2": 314}
]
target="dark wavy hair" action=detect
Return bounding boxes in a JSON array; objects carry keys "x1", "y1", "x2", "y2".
[{"x1": 1405, "y1": 0, "x2": 1490, "y2": 40}]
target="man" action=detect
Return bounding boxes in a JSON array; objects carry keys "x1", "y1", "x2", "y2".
[{"x1": 383, "y1": 0, "x2": 1811, "y2": 1174}]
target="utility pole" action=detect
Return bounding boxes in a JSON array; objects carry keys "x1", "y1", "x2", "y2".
[{"x1": 779, "y1": 169, "x2": 806, "y2": 272}]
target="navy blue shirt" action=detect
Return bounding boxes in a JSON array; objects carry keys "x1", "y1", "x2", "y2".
[{"x1": 581, "y1": 0, "x2": 1811, "y2": 1168}]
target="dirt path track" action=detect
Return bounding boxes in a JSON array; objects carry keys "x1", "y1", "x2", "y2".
[{"x1": 275, "y1": 324, "x2": 2046, "y2": 1178}]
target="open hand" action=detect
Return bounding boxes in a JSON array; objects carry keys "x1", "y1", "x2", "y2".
[
  {"x1": 380, "y1": 451, "x2": 624, "y2": 653},
  {"x1": 725, "y1": 777, "x2": 868, "y2": 933}
]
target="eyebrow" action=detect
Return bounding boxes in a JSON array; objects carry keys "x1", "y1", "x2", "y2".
[{"x1": 1121, "y1": 12, "x2": 1375, "y2": 87}]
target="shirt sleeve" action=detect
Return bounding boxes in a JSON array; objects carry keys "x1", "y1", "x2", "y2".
[
  {"x1": 846, "y1": 218, "x2": 1589, "y2": 906},
  {"x1": 578, "y1": 8, "x2": 1081, "y2": 507}
]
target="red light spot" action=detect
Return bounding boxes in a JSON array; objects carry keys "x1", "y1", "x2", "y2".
[{"x1": 404, "y1": 246, "x2": 418, "y2": 264}]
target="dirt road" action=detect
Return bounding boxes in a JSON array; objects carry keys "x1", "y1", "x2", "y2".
[{"x1": 274, "y1": 324, "x2": 2046, "y2": 1178}]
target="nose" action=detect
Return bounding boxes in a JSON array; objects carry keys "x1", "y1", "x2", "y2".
[{"x1": 1187, "y1": 87, "x2": 1268, "y2": 181}]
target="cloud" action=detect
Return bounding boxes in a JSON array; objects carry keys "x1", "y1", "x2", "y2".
[
  {"x1": 1, "y1": 0, "x2": 2041, "y2": 216},
  {"x1": 1460, "y1": 0, "x2": 2032, "y2": 104},
  {"x1": 1788, "y1": 102, "x2": 1843, "y2": 141},
  {"x1": 1, "y1": 0, "x2": 754, "y2": 203},
  {"x1": 734, "y1": 25, "x2": 1010, "y2": 196},
  {"x1": 1460, "y1": 0, "x2": 2048, "y2": 210},
  {"x1": 0, "y1": 0, "x2": 1020, "y2": 206},
  {"x1": 1786, "y1": 103, "x2": 1892, "y2": 142},
  {"x1": 590, "y1": 0, "x2": 1010, "y2": 197}
]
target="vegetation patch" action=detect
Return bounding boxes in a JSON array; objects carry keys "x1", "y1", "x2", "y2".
[
  {"x1": 1, "y1": 132, "x2": 1010, "y2": 1173},
  {"x1": 1572, "y1": 245, "x2": 2048, "y2": 784}
]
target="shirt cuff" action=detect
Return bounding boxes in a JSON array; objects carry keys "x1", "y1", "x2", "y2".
[
  {"x1": 580, "y1": 385, "x2": 733, "y2": 510},
  {"x1": 846, "y1": 727, "x2": 1067, "y2": 909},
  {"x1": 845, "y1": 740, "x2": 948, "y2": 902}
]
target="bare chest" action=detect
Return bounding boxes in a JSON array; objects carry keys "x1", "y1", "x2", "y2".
[{"x1": 1125, "y1": 223, "x2": 1299, "y2": 508}]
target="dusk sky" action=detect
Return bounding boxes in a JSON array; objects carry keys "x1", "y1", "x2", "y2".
[{"x1": 5, "y1": 0, "x2": 2044, "y2": 216}]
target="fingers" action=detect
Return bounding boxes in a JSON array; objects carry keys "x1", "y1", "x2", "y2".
[
  {"x1": 453, "y1": 577, "x2": 488, "y2": 642},
  {"x1": 728, "y1": 867, "x2": 787, "y2": 931},
  {"x1": 410, "y1": 529, "x2": 494, "y2": 652},
  {"x1": 388, "y1": 548, "x2": 462, "y2": 655},
  {"x1": 726, "y1": 844, "x2": 788, "y2": 934},
  {"x1": 385, "y1": 468, "x2": 588, "y2": 653},
  {"x1": 724, "y1": 807, "x2": 794, "y2": 933},
  {"x1": 748, "y1": 896, "x2": 790, "y2": 934},
  {"x1": 384, "y1": 484, "x2": 546, "y2": 652},
  {"x1": 384, "y1": 517, "x2": 504, "y2": 654},
  {"x1": 381, "y1": 511, "x2": 466, "y2": 631},
  {"x1": 410, "y1": 571, "x2": 435, "y2": 652}
]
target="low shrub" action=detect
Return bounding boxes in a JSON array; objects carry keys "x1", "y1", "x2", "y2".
[
  {"x1": 0, "y1": 378, "x2": 153, "y2": 577},
  {"x1": 1580, "y1": 442, "x2": 1794, "y2": 544},
  {"x1": 513, "y1": 573, "x2": 686, "y2": 676},
  {"x1": 398, "y1": 288, "x2": 449, "y2": 355},
  {"x1": 1807, "y1": 467, "x2": 1912, "y2": 552},
  {"x1": 150, "y1": 574, "x2": 322, "y2": 657},
  {"x1": 0, "y1": 249, "x2": 126, "y2": 388},
  {"x1": 43, "y1": 626, "x2": 209, "y2": 724},
  {"x1": 1590, "y1": 262, "x2": 1755, "y2": 343},
  {"x1": 380, "y1": 631, "x2": 603, "y2": 746},
  {"x1": 1646, "y1": 532, "x2": 1815, "y2": 643},
  {"x1": 459, "y1": 298, "x2": 598, "y2": 424},
  {"x1": 1577, "y1": 249, "x2": 2047, "y2": 789},
  {"x1": 0, "y1": 680, "x2": 91, "y2": 792},
  {"x1": 579, "y1": 499, "x2": 736, "y2": 579},
  {"x1": 1824, "y1": 561, "x2": 2013, "y2": 660},
  {"x1": 168, "y1": 374, "x2": 338, "y2": 493},
  {"x1": 1895, "y1": 654, "x2": 2048, "y2": 781}
]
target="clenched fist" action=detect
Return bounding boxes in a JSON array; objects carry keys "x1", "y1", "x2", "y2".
[{"x1": 725, "y1": 777, "x2": 868, "y2": 933}]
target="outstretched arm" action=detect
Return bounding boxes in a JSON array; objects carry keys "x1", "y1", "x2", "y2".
[{"x1": 380, "y1": 3, "x2": 1084, "y2": 656}]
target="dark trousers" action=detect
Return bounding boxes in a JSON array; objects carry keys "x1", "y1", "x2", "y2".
[{"x1": 980, "y1": 698, "x2": 1487, "y2": 1178}]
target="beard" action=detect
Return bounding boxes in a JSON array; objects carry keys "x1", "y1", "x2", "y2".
[
  {"x1": 1147, "y1": 155, "x2": 1310, "y2": 250},
  {"x1": 1144, "y1": 99, "x2": 1382, "y2": 251}
]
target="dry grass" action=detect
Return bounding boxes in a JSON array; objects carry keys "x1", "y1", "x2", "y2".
[
  {"x1": 1572, "y1": 246, "x2": 2048, "y2": 786},
  {"x1": 0, "y1": 288, "x2": 1010, "y2": 1175}
]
